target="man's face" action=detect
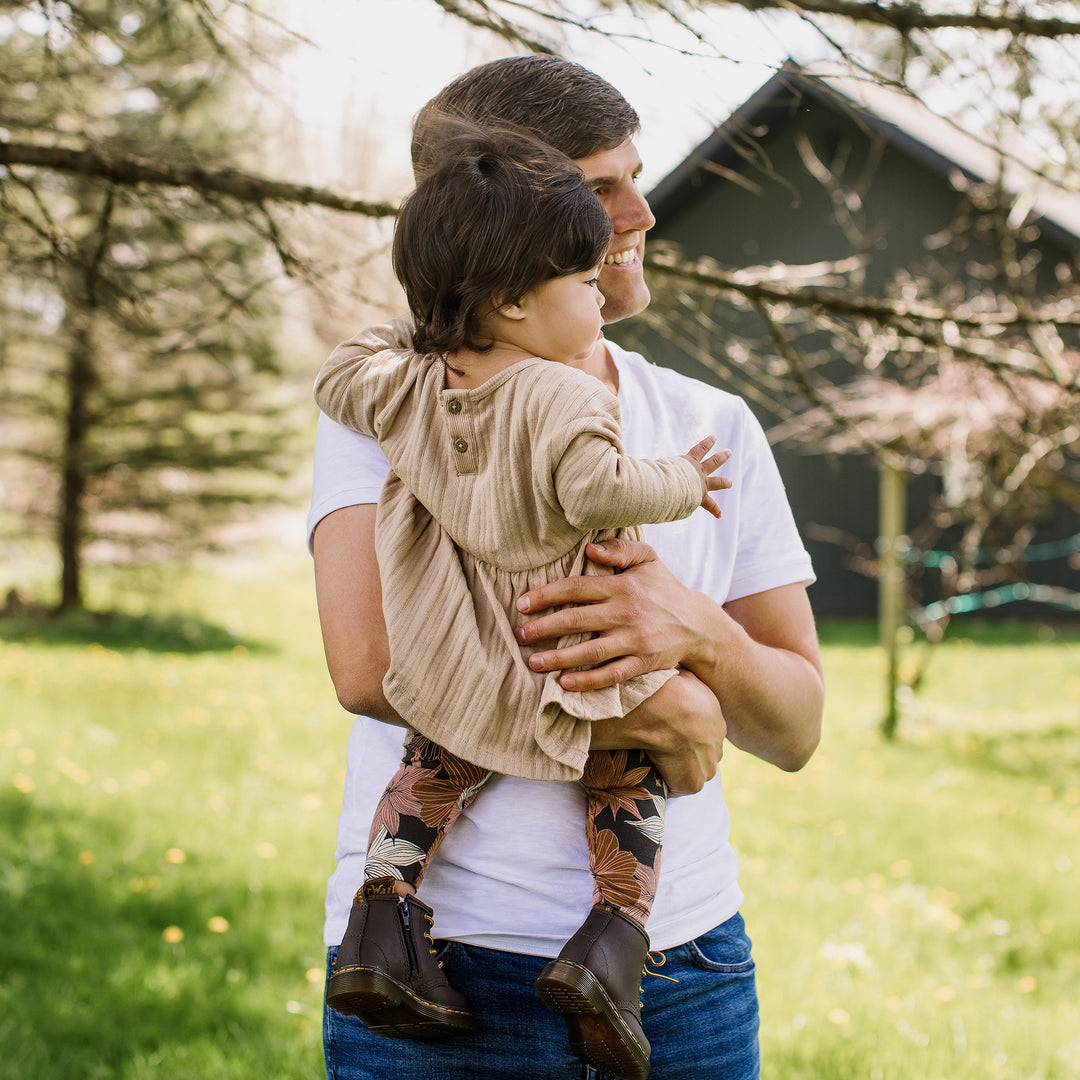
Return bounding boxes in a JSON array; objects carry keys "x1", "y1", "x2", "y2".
[{"x1": 575, "y1": 140, "x2": 656, "y2": 325}]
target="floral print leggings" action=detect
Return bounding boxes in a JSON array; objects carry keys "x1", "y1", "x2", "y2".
[{"x1": 364, "y1": 732, "x2": 667, "y2": 930}]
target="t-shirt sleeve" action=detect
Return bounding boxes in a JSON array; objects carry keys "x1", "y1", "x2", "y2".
[
  {"x1": 305, "y1": 411, "x2": 390, "y2": 554},
  {"x1": 726, "y1": 400, "x2": 815, "y2": 601}
]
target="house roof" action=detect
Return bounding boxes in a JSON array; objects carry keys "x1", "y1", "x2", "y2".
[{"x1": 648, "y1": 62, "x2": 1080, "y2": 250}]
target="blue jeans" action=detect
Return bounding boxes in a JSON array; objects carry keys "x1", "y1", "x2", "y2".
[{"x1": 323, "y1": 912, "x2": 760, "y2": 1080}]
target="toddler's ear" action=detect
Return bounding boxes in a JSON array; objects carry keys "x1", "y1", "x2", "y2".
[{"x1": 494, "y1": 299, "x2": 527, "y2": 322}]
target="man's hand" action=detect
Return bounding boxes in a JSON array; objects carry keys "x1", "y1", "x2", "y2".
[
  {"x1": 515, "y1": 538, "x2": 706, "y2": 691},
  {"x1": 591, "y1": 669, "x2": 726, "y2": 797}
]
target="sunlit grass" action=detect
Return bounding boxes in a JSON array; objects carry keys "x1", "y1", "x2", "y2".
[
  {"x1": 728, "y1": 616, "x2": 1080, "y2": 1079},
  {"x1": 1, "y1": 550, "x2": 337, "y2": 1080},
  {"x1": 1, "y1": 551, "x2": 1078, "y2": 1078}
]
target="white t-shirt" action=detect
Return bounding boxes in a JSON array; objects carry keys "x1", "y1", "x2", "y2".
[{"x1": 308, "y1": 338, "x2": 815, "y2": 955}]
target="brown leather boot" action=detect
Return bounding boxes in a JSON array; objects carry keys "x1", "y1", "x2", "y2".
[
  {"x1": 326, "y1": 878, "x2": 474, "y2": 1039},
  {"x1": 534, "y1": 903, "x2": 651, "y2": 1080}
]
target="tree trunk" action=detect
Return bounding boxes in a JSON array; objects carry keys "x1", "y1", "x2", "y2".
[
  {"x1": 878, "y1": 461, "x2": 908, "y2": 740},
  {"x1": 58, "y1": 317, "x2": 94, "y2": 611}
]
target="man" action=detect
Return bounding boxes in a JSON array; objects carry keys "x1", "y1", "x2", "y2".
[{"x1": 308, "y1": 55, "x2": 823, "y2": 1080}]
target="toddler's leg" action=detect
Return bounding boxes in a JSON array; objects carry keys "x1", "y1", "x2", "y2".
[
  {"x1": 581, "y1": 747, "x2": 666, "y2": 930},
  {"x1": 535, "y1": 748, "x2": 667, "y2": 1080},
  {"x1": 365, "y1": 731, "x2": 494, "y2": 890},
  {"x1": 326, "y1": 734, "x2": 493, "y2": 1038}
]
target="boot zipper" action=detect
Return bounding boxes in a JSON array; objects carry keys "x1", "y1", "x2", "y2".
[{"x1": 398, "y1": 897, "x2": 419, "y2": 975}]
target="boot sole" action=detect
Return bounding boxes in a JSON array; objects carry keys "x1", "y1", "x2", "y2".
[
  {"x1": 327, "y1": 965, "x2": 474, "y2": 1039},
  {"x1": 535, "y1": 959, "x2": 650, "y2": 1080}
]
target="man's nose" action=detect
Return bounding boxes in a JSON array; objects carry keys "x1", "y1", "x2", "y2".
[{"x1": 611, "y1": 185, "x2": 655, "y2": 234}]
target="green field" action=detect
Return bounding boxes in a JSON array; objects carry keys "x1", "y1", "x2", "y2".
[{"x1": 2, "y1": 552, "x2": 1078, "y2": 1078}]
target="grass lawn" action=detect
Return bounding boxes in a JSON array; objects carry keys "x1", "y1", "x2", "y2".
[{"x1": 1, "y1": 551, "x2": 1078, "y2": 1079}]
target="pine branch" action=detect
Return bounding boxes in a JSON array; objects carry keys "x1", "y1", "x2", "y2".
[{"x1": 0, "y1": 140, "x2": 398, "y2": 217}]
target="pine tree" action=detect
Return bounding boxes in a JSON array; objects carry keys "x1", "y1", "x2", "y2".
[{"x1": 0, "y1": 0, "x2": 301, "y2": 610}]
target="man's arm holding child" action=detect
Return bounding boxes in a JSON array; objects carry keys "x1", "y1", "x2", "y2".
[
  {"x1": 517, "y1": 540, "x2": 823, "y2": 777},
  {"x1": 313, "y1": 501, "x2": 816, "y2": 791},
  {"x1": 312, "y1": 503, "x2": 404, "y2": 726}
]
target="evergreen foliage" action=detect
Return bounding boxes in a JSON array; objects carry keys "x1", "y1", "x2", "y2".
[{"x1": 0, "y1": 1, "x2": 302, "y2": 610}]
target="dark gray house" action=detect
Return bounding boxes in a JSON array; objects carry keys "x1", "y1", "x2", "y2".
[{"x1": 629, "y1": 64, "x2": 1080, "y2": 618}]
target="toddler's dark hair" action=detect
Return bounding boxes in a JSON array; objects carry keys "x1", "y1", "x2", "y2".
[{"x1": 392, "y1": 123, "x2": 612, "y2": 356}]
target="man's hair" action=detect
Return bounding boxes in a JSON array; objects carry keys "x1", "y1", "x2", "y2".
[
  {"x1": 412, "y1": 55, "x2": 640, "y2": 181},
  {"x1": 393, "y1": 123, "x2": 613, "y2": 356}
]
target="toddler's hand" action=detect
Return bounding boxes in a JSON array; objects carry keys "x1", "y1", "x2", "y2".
[{"x1": 682, "y1": 436, "x2": 732, "y2": 519}]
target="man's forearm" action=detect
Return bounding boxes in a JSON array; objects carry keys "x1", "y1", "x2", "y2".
[
  {"x1": 681, "y1": 583, "x2": 823, "y2": 772},
  {"x1": 312, "y1": 503, "x2": 408, "y2": 728}
]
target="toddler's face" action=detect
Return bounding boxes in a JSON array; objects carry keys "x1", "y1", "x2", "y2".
[{"x1": 513, "y1": 266, "x2": 606, "y2": 365}]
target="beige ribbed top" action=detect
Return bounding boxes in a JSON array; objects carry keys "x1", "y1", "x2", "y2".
[{"x1": 314, "y1": 319, "x2": 702, "y2": 781}]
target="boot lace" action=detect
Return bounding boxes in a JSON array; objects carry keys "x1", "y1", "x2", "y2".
[
  {"x1": 645, "y1": 950, "x2": 678, "y2": 982},
  {"x1": 423, "y1": 911, "x2": 443, "y2": 968},
  {"x1": 637, "y1": 950, "x2": 678, "y2": 1009}
]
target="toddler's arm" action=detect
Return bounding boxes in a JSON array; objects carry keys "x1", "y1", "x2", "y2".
[
  {"x1": 554, "y1": 431, "x2": 731, "y2": 533},
  {"x1": 313, "y1": 317, "x2": 414, "y2": 435}
]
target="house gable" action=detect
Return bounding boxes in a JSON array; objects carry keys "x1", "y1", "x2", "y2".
[{"x1": 625, "y1": 65, "x2": 1080, "y2": 617}]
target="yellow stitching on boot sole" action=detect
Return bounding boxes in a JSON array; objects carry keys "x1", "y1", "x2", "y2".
[
  {"x1": 542, "y1": 961, "x2": 647, "y2": 1054},
  {"x1": 331, "y1": 966, "x2": 472, "y2": 1017}
]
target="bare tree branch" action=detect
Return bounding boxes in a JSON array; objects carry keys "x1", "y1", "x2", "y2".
[
  {"x1": 429, "y1": 0, "x2": 558, "y2": 53},
  {"x1": 747, "y1": 292, "x2": 835, "y2": 408},
  {"x1": 423, "y1": 0, "x2": 1080, "y2": 44},
  {"x1": 0, "y1": 140, "x2": 398, "y2": 217},
  {"x1": 645, "y1": 249, "x2": 1080, "y2": 335},
  {"x1": 717, "y1": 0, "x2": 1080, "y2": 39}
]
